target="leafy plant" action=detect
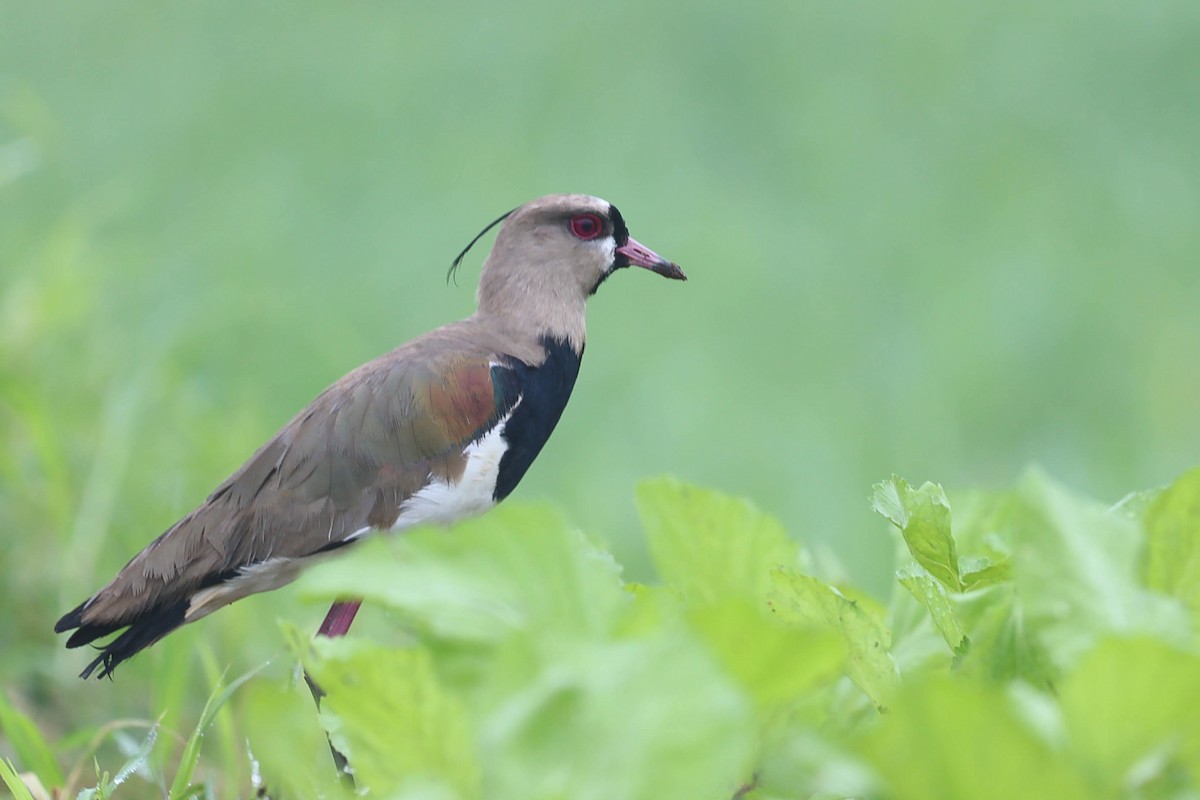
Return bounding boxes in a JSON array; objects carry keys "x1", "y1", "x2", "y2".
[{"x1": 4, "y1": 469, "x2": 1199, "y2": 798}]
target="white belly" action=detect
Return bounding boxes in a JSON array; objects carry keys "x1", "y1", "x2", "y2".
[{"x1": 389, "y1": 411, "x2": 512, "y2": 530}]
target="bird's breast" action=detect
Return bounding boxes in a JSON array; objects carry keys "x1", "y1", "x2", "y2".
[
  {"x1": 386, "y1": 334, "x2": 582, "y2": 530},
  {"x1": 390, "y1": 407, "x2": 517, "y2": 530},
  {"x1": 491, "y1": 336, "x2": 582, "y2": 501}
]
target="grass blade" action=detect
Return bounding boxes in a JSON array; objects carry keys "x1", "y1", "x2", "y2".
[
  {"x1": 110, "y1": 725, "x2": 158, "y2": 790},
  {"x1": 167, "y1": 661, "x2": 270, "y2": 800},
  {"x1": 0, "y1": 756, "x2": 38, "y2": 800},
  {"x1": 0, "y1": 690, "x2": 65, "y2": 788}
]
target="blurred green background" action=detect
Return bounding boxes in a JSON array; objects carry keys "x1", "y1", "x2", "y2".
[{"x1": 2, "y1": 0, "x2": 1198, "y2": 724}]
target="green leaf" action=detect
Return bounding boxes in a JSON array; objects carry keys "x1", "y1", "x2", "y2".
[
  {"x1": 1142, "y1": 466, "x2": 1200, "y2": 621},
  {"x1": 954, "y1": 586, "x2": 1056, "y2": 690},
  {"x1": 873, "y1": 477, "x2": 962, "y2": 591},
  {"x1": 897, "y1": 565, "x2": 968, "y2": 656},
  {"x1": 240, "y1": 678, "x2": 350, "y2": 799},
  {"x1": 0, "y1": 689, "x2": 65, "y2": 789},
  {"x1": 298, "y1": 504, "x2": 626, "y2": 644},
  {"x1": 617, "y1": 583, "x2": 678, "y2": 637},
  {"x1": 945, "y1": 472, "x2": 1193, "y2": 687},
  {"x1": 637, "y1": 478, "x2": 802, "y2": 607},
  {"x1": 1009, "y1": 470, "x2": 1189, "y2": 665},
  {"x1": 859, "y1": 677, "x2": 1092, "y2": 800},
  {"x1": 304, "y1": 639, "x2": 478, "y2": 798},
  {"x1": 958, "y1": 555, "x2": 1012, "y2": 591},
  {"x1": 1060, "y1": 637, "x2": 1200, "y2": 793},
  {"x1": 479, "y1": 631, "x2": 755, "y2": 800},
  {"x1": 769, "y1": 569, "x2": 896, "y2": 710},
  {"x1": 687, "y1": 600, "x2": 845, "y2": 710},
  {"x1": 1111, "y1": 487, "x2": 1165, "y2": 520},
  {"x1": 949, "y1": 488, "x2": 1022, "y2": 551}
]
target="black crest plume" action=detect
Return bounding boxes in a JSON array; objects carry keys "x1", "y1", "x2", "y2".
[{"x1": 448, "y1": 207, "x2": 516, "y2": 284}]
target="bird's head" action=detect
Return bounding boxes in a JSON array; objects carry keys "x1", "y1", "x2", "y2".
[{"x1": 465, "y1": 194, "x2": 685, "y2": 326}]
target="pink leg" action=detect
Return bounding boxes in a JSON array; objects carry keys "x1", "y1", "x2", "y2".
[
  {"x1": 316, "y1": 599, "x2": 363, "y2": 638},
  {"x1": 308, "y1": 598, "x2": 364, "y2": 784}
]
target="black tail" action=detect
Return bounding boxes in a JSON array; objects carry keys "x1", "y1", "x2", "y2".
[{"x1": 55, "y1": 599, "x2": 189, "y2": 680}]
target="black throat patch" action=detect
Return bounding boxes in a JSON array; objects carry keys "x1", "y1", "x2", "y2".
[{"x1": 490, "y1": 336, "x2": 583, "y2": 501}]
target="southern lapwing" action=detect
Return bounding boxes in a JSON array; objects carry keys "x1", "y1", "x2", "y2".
[{"x1": 55, "y1": 193, "x2": 685, "y2": 679}]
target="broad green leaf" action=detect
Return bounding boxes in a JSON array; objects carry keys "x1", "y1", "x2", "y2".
[
  {"x1": 298, "y1": 504, "x2": 626, "y2": 644},
  {"x1": 617, "y1": 583, "x2": 678, "y2": 637},
  {"x1": 934, "y1": 491, "x2": 1017, "y2": 592},
  {"x1": 480, "y1": 632, "x2": 754, "y2": 800},
  {"x1": 304, "y1": 639, "x2": 478, "y2": 799},
  {"x1": 955, "y1": 586, "x2": 1056, "y2": 690},
  {"x1": 1009, "y1": 470, "x2": 1189, "y2": 665},
  {"x1": 1060, "y1": 637, "x2": 1200, "y2": 792},
  {"x1": 859, "y1": 677, "x2": 1091, "y2": 800},
  {"x1": 1142, "y1": 467, "x2": 1200, "y2": 621},
  {"x1": 240, "y1": 677, "x2": 350, "y2": 799},
  {"x1": 754, "y1": 727, "x2": 877, "y2": 800},
  {"x1": 387, "y1": 781, "x2": 463, "y2": 800},
  {"x1": 687, "y1": 600, "x2": 845, "y2": 710},
  {"x1": 1111, "y1": 487, "x2": 1165, "y2": 521},
  {"x1": 769, "y1": 569, "x2": 896, "y2": 710},
  {"x1": 0, "y1": 689, "x2": 64, "y2": 789},
  {"x1": 948, "y1": 488, "x2": 1022, "y2": 551},
  {"x1": 873, "y1": 477, "x2": 962, "y2": 591},
  {"x1": 637, "y1": 478, "x2": 802, "y2": 607},
  {"x1": 897, "y1": 565, "x2": 968, "y2": 656},
  {"x1": 958, "y1": 555, "x2": 1012, "y2": 591}
]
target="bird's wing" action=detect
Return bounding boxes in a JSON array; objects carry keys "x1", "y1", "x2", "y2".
[{"x1": 56, "y1": 343, "x2": 523, "y2": 674}]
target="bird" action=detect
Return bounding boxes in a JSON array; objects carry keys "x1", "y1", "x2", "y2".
[{"x1": 55, "y1": 193, "x2": 686, "y2": 679}]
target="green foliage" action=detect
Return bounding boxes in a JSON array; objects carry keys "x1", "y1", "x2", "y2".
[
  {"x1": 302, "y1": 641, "x2": 477, "y2": 797},
  {"x1": 637, "y1": 477, "x2": 803, "y2": 605},
  {"x1": 5, "y1": 471, "x2": 1200, "y2": 796},
  {"x1": 860, "y1": 678, "x2": 1094, "y2": 800},
  {"x1": 299, "y1": 493, "x2": 758, "y2": 799},
  {"x1": 1143, "y1": 467, "x2": 1200, "y2": 623},
  {"x1": 874, "y1": 478, "x2": 962, "y2": 591},
  {"x1": 286, "y1": 471, "x2": 1200, "y2": 798},
  {"x1": 685, "y1": 601, "x2": 844, "y2": 711},
  {"x1": 1059, "y1": 637, "x2": 1200, "y2": 794},
  {"x1": 769, "y1": 569, "x2": 897, "y2": 712}
]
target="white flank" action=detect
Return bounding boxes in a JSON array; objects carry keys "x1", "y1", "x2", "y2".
[
  {"x1": 390, "y1": 404, "x2": 516, "y2": 530},
  {"x1": 184, "y1": 405, "x2": 518, "y2": 620}
]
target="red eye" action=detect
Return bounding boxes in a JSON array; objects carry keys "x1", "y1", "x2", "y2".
[{"x1": 569, "y1": 213, "x2": 604, "y2": 240}]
